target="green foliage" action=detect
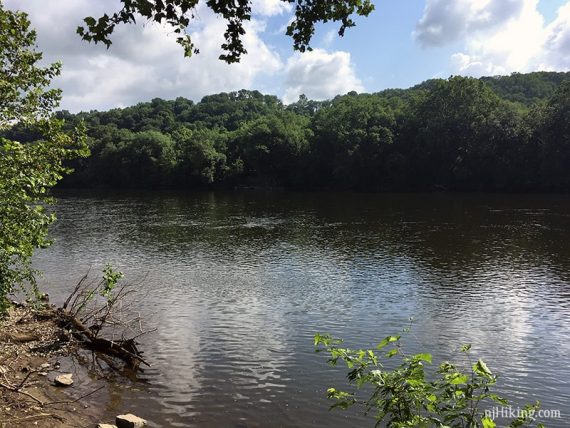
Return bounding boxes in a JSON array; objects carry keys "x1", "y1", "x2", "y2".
[
  {"x1": 76, "y1": 0, "x2": 374, "y2": 63},
  {"x1": 101, "y1": 264, "x2": 124, "y2": 299},
  {"x1": 0, "y1": 4, "x2": 88, "y2": 311},
  {"x1": 534, "y1": 81, "x2": 570, "y2": 189},
  {"x1": 311, "y1": 92, "x2": 395, "y2": 188},
  {"x1": 286, "y1": 0, "x2": 375, "y2": 54},
  {"x1": 315, "y1": 332, "x2": 545, "y2": 428},
  {"x1": 16, "y1": 73, "x2": 570, "y2": 192},
  {"x1": 70, "y1": 264, "x2": 125, "y2": 316},
  {"x1": 174, "y1": 126, "x2": 228, "y2": 185},
  {"x1": 408, "y1": 76, "x2": 530, "y2": 190},
  {"x1": 231, "y1": 111, "x2": 312, "y2": 186},
  {"x1": 0, "y1": 7, "x2": 61, "y2": 126},
  {"x1": 481, "y1": 72, "x2": 570, "y2": 106}
]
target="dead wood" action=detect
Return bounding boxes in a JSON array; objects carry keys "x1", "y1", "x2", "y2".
[
  {"x1": 55, "y1": 308, "x2": 149, "y2": 368},
  {"x1": 54, "y1": 269, "x2": 152, "y2": 370}
]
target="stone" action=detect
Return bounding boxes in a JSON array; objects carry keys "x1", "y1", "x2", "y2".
[
  {"x1": 96, "y1": 424, "x2": 118, "y2": 428},
  {"x1": 40, "y1": 363, "x2": 50, "y2": 369},
  {"x1": 54, "y1": 373, "x2": 74, "y2": 386},
  {"x1": 116, "y1": 414, "x2": 147, "y2": 428}
]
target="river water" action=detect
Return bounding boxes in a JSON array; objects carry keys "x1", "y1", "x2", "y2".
[{"x1": 34, "y1": 191, "x2": 570, "y2": 427}]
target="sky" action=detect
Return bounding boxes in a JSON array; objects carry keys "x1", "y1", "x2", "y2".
[{"x1": 5, "y1": 0, "x2": 570, "y2": 112}]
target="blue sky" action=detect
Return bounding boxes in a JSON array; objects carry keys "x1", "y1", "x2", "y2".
[{"x1": 5, "y1": 0, "x2": 570, "y2": 111}]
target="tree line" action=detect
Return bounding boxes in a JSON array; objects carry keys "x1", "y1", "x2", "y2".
[{"x1": 6, "y1": 71, "x2": 570, "y2": 192}]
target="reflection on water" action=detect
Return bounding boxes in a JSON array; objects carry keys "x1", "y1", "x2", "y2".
[{"x1": 35, "y1": 191, "x2": 570, "y2": 427}]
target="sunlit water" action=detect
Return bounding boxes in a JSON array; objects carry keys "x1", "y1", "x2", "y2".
[{"x1": 34, "y1": 191, "x2": 570, "y2": 427}]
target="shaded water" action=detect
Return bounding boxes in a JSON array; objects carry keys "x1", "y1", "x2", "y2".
[{"x1": 35, "y1": 191, "x2": 570, "y2": 427}]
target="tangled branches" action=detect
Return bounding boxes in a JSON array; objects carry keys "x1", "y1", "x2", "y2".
[{"x1": 57, "y1": 265, "x2": 153, "y2": 370}]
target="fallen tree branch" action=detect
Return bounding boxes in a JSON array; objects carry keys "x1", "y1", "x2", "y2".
[
  {"x1": 54, "y1": 267, "x2": 152, "y2": 370},
  {"x1": 56, "y1": 308, "x2": 149, "y2": 368}
]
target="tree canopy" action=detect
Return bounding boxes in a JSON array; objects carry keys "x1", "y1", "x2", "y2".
[
  {"x1": 8, "y1": 71, "x2": 566, "y2": 193},
  {"x1": 77, "y1": 0, "x2": 375, "y2": 63}
]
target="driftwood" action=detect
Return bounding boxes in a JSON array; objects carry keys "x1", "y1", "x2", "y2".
[
  {"x1": 56, "y1": 308, "x2": 149, "y2": 369},
  {"x1": 55, "y1": 270, "x2": 153, "y2": 370}
]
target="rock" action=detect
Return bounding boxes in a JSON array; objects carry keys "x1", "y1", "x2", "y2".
[
  {"x1": 40, "y1": 363, "x2": 50, "y2": 369},
  {"x1": 38, "y1": 372, "x2": 48, "y2": 376},
  {"x1": 96, "y1": 424, "x2": 118, "y2": 428},
  {"x1": 54, "y1": 373, "x2": 74, "y2": 386},
  {"x1": 116, "y1": 414, "x2": 147, "y2": 428}
]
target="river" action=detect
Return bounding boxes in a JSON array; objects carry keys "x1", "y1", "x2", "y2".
[{"x1": 34, "y1": 191, "x2": 570, "y2": 427}]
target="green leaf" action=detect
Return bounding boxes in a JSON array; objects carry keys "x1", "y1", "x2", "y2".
[
  {"x1": 414, "y1": 353, "x2": 432, "y2": 363},
  {"x1": 482, "y1": 416, "x2": 496, "y2": 428},
  {"x1": 473, "y1": 359, "x2": 493, "y2": 378},
  {"x1": 385, "y1": 349, "x2": 399, "y2": 358},
  {"x1": 449, "y1": 373, "x2": 469, "y2": 385},
  {"x1": 488, "y1": 393, "x2": 508, "y2": 405},
  {"x1": 83, "y1": 16, "x2": 96, "y2": 27},
  {"x1": 377, "y1": 335, "x2": 400, "y2": 350}
]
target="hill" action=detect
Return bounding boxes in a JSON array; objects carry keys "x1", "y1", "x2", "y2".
[{"x1": 4, "y1": 72, "x2": 570, "y2": 192}]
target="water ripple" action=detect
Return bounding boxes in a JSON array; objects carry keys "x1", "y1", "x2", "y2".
[{"x1": 35, "y1": 191, "x2": 570, "y2": 427}]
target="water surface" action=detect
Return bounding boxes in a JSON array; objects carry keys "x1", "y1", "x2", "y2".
[{"x1": 35, "y1": 191, "x2": 570, "y2": 427}]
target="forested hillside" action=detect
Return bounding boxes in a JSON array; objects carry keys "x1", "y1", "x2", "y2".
[
  {"x1": 481, "y1": 72, "x2": 570, "y2": 106},
  {"x1": 7, "y1": 72, "x2": 570, "y2": 192}
]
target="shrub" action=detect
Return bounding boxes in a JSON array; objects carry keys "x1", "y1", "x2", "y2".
[{"x1": 315, "y1": 327, "x2": 544, "y2": 427}]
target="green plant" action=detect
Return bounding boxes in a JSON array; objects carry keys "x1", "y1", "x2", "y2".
[
  {"x1": 68, "y1": 265, "x2": 125, "y2": 315},
  {"x1": 101, "y1": 264, "x2": 124, "y2": 300},
  {"x1": 0, "y1": 4, "x2": 88, "y2": 312},
  {"x1": 315, "y1": 328, "x2": 544, "y2": 427}
]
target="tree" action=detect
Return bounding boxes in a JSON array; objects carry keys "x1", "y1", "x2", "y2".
[
  {"x1": 76, "y1": 0, "x2": 375, "y2": 63},
  {"x1": 310, "y1": 93, "x2": 395, "y2": 189},
  {"x1": 535, "y1": 81, "x2": 570, "y2": 190},
  {"x1": 0, "y1": 4, "x2": 87, "y2": 311},
  {"x1": 231, "y1": 111, "x2": 312, "y2": 186},
  {"x1": 407, "y1": 76, "x2": 522, "y2": 190},
  {"x1": 174, "y1": 126, "x2": 228, "y2": 185},
  {"x1": 10, "y1": 72, "x2": 570, "y2": 193}
]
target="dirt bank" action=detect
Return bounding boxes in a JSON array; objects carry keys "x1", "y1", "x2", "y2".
[{"x1": 0, "y1": 305, "x2": 102, "y2": 427}]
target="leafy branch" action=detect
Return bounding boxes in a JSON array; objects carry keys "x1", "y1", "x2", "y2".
[{"x1": 315, "y1": 328, "x2": 545, "y2": 427}]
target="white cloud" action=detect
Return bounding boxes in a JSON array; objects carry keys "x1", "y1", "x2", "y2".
[
  {"x1": 4, "y1": 0, "x2": 283, "y2": 112},
  {"x1": 541, "y1": 2, "x2": 570, "y2": 69},
  {"x1": 414, "y1": 0, "x2": 525, "y2": 47},
  {"x1": 451, "y1": 0, "x2": 545, "y2": 75},
  {"x1": 322, "y1": 29, "x2": 336, "y2": 47},
  {"x1": 283, "y1": 49, "x2": 364, "y2": 104},
  {"x1": 251, "y1": 0, "x2": 292, "y2": 17},
  {"x1": 416, "y1": 0, "x2": 570, "y2": 76}
]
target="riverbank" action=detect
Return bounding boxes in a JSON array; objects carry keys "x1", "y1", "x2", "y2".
[
  {"x1": 0, "y1": 304, "x2": 103, "y2": 427},
  {"x1": 0, "y1": 302, "x2": 151, "y2": 428}
]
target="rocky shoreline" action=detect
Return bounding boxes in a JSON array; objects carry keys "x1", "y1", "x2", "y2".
[{"x1": 0, "y1": 305, "x2": 149, "y2": 428}]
